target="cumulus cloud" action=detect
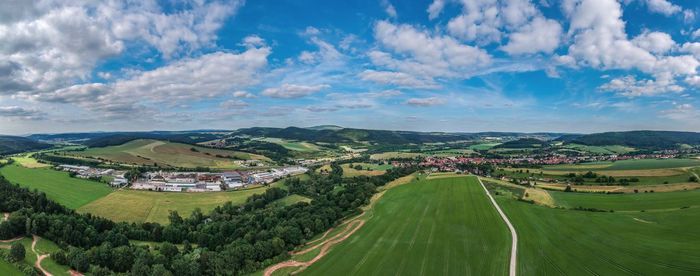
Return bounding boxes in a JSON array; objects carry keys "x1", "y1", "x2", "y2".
[
  {"x1": 599, "y1": 75, "x2": 684, "y2": 97},
  {"x1": 220, "y1": 99, "x2": 249, "y2": 109},
  {"x1": 632, "y1": 31, "x2": 676, "y2": 54},
  {"x1": 427, "y1": 0, "x2": 446, "y2": 20},
  {"x1": 501, "y1": 17, "x2": 562, "y2": 55},
  {"x1": 0, "y1": 0, "x2": 242, "y2": 97},
  {"x1": 643, "y1": 0, "x2": 682, "y2": 16},
  {"x1": 372, "y1": 20, "x2": 491, "y2": 80},
  {"x1": 660, "y1": 103, "x2": 698, "y2": 120},
  {"x1": 262, "y1": 84, "x2": 330, "y2": 98},
  {"x1": 233, "y1": 91, "x2": 256, "y2": 98},
  {"x1": 381, "y1": 0, "x2": 397, "y2": 18},
  {"x1": 405, "y1": 97, "x2": 446, "y2": 106}
]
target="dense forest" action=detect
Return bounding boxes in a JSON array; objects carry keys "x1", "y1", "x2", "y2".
[
  {"x1": 0, "y1": 161, "x2": 416, "y2": 275},
  {"x1": 565, "y1": 131, "x2": 700, "y2": 149},
  {"x1": 0, "y1": 135, "x2": 51, "y2": 155}
]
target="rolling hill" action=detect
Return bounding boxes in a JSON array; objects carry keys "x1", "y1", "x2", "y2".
[
  {"x1": 0, "y1": 135, "x2": 51, "y2": 155},
  {"x1": 566, "y1": 131, "x2": 700, "y2": 149}
]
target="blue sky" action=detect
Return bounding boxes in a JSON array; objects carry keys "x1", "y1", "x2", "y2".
[{"x1": 1, "y1": 0, "x2": 700, "y2": 134}]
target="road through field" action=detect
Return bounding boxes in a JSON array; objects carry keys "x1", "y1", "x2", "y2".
[{"x1": 478, "y1": 177, "x2": 517, "y2": 276}]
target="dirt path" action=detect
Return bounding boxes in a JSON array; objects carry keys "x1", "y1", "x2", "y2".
[
  {"x1": 0, "y1": 236, "x2": 23, "y2": 243},
  {"x1": 32, "y1": 235, "x2": 52, "y2": 276},
  {"x1": 263, "y1": 220, "x2": 366, "y2": 276},
  {"x1": 477, "y1": 177, "x2": 518, "y2": 276},
  {"x1": 2, "y1": 213, "x2": 8, "y2": 222}
]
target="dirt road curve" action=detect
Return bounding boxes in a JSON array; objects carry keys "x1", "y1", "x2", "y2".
[
  {"x1": 478, "y1": 177, "x2": 518, "y2": 276},
  {"x1": 263, "y1": 220, "x2": 366, "y2": 276},
  {"x1": 32, "y1": 235, "x2": 53, "y2": 276}
]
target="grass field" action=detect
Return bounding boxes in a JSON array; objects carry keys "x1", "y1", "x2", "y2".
[
  {"x1": 72, "y1": 139, "x2": 269, "y2": 169},
  {"x1": 268, "y1": 194, "x2": 312, "y2": 207},
  {"x1": 0, "y1": 236, "x2": 70, "y2": 276},
  {"x1": 78, "y1": 182, "x2": 284, "y2": 224},
  {"x1": 340, "y1": 163, "x2": 392, "y2": 177},
  {"x1": 562, "y1": 144, "x2": 636, "y2": 155},
  {"x1": 468, "y1": 143, "x2": 501, "y2": 150},
  {"x1": 495, "y1": 193, "x2": 700, "y2": 275},
  {"x1": 0, "y1": 259, "x2": 22, "y2": 276},
  {"x1": 258, "y1": 138, "x2": 321, "y2": 152},
  {"x1": 301, "y1": 176, "x2": 511, "y2": 275},
  {"x1": 11, "y1": 155, "x2": 50, "y2": 168},
  {"x1": 546, "y1": 158, "x2": 700, "y2": 171},
  {"x1": 549, "y1": 189, "x2": 700, "y2": 211},
  {"x1": 0, "y1": 164, "x2": 113, "y2": 209}
]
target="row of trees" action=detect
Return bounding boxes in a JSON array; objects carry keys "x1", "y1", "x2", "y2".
[{"x1": 0, "y1": 162, "x2": 416, "y2": 275}]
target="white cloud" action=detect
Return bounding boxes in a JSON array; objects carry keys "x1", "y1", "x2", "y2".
[
  {"x1": 372, "y1": 20, "x2": 491, "y2": 79},
  {"x1": 644, "y1": 0, "x2": 682, "y2": 16},
  {"x1": 0, "y1": 0, "x2": 242, "y2": 97},
  {"x1": 233, "y1": 90, "x2": 255, "y2": 98},
  {"x1": 262, "y1": 84, "x2": 330, "y2": 98},
  {"x1": 502, "y1": 17, "x2": 562, "y2": 55},
  {"x1": 599, "y1": 75, "x2": 684, "y2": 97},
  {"x1": 632, "y1": 31, "x2": 676, "y2": 54},
  {"x1": 427, "y1": 0, "x2": 446, "y2": 20},
  {"x1": 359, "y1": 70, "x2": 438, "y2": 89},
  {"x1": 405, "y1": 97, "x2": 445, "y2": 106},
  {"x1": 660, "y1": 103, "x2": 698, "y2": 120},
  {"x1": 220, "y1": 99, "x2": 249, "y2": 109},
  {"x1": 680, "y1": 42, "x2": 700, "y2": 58},
  {"x1": 381, "y1": 0, "x2": 397, "y2": 18}
]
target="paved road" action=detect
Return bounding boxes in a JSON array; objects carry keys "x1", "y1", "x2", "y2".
[{"x1": 477, "y1": 177, "x2": 518, "y2": 276}]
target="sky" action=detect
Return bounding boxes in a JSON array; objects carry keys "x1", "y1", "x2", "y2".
[{"x1": 1, "y1": 0, "x2": 700, "y2": 135}]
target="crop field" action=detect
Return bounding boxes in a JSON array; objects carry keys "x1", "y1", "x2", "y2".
[
  {"x1": 495, "y1": 193, "x2": 700, "y2": 275},
  {"x1": 468, "y1": 143, "x2": 500, "y2": 150},
  {"x1": 546, "y1": 158, "x2": 700, "y2": 171},
  {"x1": 258, "y1": 138, "x2": 321, "y2": 152},
  {"x1": 562, "y1": 144, "x2": 636, "y2": 154},
  {"x1": 11, "y1": 155, "x2": 50, "y2": 168},
  {"x1": 72, "y1": 139, "x2": 269, "y2": 169},
  {"x1": 340, "y1": 163, "x2": 393, "y2": 177},
  {"x1": 301, "y1": 176, "x2": 511, "y2": 275},
  {"x1": 549, "y1": 189, "x2": 700, "y2": 211},
  {"x1": 0, "y1": 164, "x2": 113, "y2": 209},
  {"x1": 78, "y1": 182, "x2": 284, "y2": 224}
]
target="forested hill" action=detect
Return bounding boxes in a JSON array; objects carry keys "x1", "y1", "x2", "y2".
[
  {"x1": 567, "y1": 131, "x2": 700, "y2": 149},
  {"x1": 233, "y1": 127, "x2": 563, "y2": 145},
  {"x1": 0, "y1": 135, "x2": 51, "y2": 155}
]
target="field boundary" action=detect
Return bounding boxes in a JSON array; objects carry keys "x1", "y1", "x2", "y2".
[{"x1": 477, "y1": 177, "x2": 517, "y2": 276}]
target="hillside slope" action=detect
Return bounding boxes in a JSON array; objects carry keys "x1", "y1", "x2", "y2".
[
  {"x1": 570, "y1": 131, "x2": 700, "y2": 149},
  {"x1": 0, "y1": 135, "x2": 51, "y2": 155}
]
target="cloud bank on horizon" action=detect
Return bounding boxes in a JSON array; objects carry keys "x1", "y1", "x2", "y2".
[{"x1": 1, "y1": 0, "x2": 700, "y2": 134}]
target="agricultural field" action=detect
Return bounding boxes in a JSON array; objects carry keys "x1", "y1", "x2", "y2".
[
  {"x1": 300, "y1": 176, "x2": 511, "y2": 275},
  {"x1": 11, "y1": 155, "x2": 50, "y2": 168},
  {"x1": 257, "y1": 138, "x2": 321, "y2": 152},
  {"x1": 340, "y1": 163, "x2": 393, "y2": 177},
  {"x1": 494, "y1": 192, "x2": 700, "y2": 275},
  {"x1": 70, "y1": 139, "x2": 269, "y2": 169},
  {"x1": 549, "y1": 189, "x2": 700, "y2": 211},
  {"x1": 561, "y1": 144, "x2": 636, "y2": 155},
  {"x1": 546, "y1": 158, "x2": 700, "y2": 171},
  {"x1": 78, "y1": 181, "x2": 285, "y2": 224},
  {"x1": 0, "y1": 164, "x2": 113, "y2": 209},
  {"x1": 468, "y1": 143, "x2": 501, "y2": 150}
]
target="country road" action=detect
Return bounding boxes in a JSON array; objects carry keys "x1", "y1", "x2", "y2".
[{"x1": 478, "y1": 177, "x2": 518, "y2": 276}]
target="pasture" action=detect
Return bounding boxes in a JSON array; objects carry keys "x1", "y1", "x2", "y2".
[
  {"x1": 369, "y1": 152, "x2": 423, "y2": 160},
  {"x1": 546, "y1": 158, "x2": 700, "y2": 171},
  {"x1": 562, "y1": 144, "x2": 636, "y2": 155},
  {"x1": 72, "y1": 139, "x2": 269, "y2": 169},
  {"x1": 11, "y1": 155, "x2": 50, "y2": 168},
  {"x1": 0, "y1": 164, "x2": 113, "y2": 209},
  {"x1": 301, "y1": 176, "x2": 511, "y2": 275},
  {"x1": 340, "y1": 163, "x2": 392, "y2": 177},
  {"x1": 0, "y1": 259, "x2": 22, "y2": 276},
  {"x1": 257, "y1": 138, "x2": 321, "y2": 152},
  {"x1": 78, "y1": 182, "x2": 284, "y2": 224},
  {"x1": 496, "y1": 193, "x2": 700, "y2": 275},
  {"x1": 468, "y1": 143, "x2": 500, "y2": 150}
]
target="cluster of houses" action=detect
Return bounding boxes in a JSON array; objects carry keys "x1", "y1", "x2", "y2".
[
  {"x1": 57, "y1": 165, "x2": 128, "y2": 187},
  {"x1": 131, "y1": 166, "x2": 308, "y2": 192}
]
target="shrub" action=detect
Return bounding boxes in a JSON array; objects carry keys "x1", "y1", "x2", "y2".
[{"x1": 9, "y1": 243, "x2": 25, "y2": 262}]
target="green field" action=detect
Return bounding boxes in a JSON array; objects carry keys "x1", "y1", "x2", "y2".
[
  {"x1": 78, "y1": 182, "x2": 284, "y2": 224},
  {"x1": 0, "y1": 236, "x2": 70, "y2": 276},
  {"x1": 549, "y1": 189, "x2": 700, "y2": 211},
  {"x1": 468, "y1": 143, "x2": 501, "y2": 150},
  {"x1": 562, "y1": 144, "x2": 636, "y2": 155},
  {"x1": 369, "y1": 152, "x2": 423, "y2": 160},
  {"x1": 257, "y1": 138, "x2": 321, "y2": 152},
  {"x1": 495, "y1": 192, "x2": 700, "y2": 275},
  {"x1": 547, "y1": 158, "x2": 700, "y2": 171},
  {"x1": 72, "y1": 139, "x2": 269, "y2": 169},
  {"x1": 302, "y1": 176, "x2": 511, "y2": 275},
  {"x1": 0, "y1": 164, "x2": 113, "y2": 209},
  {"x1": 268, "y1": 194, "x2": 312, "y2": 207},
  {"x1": 0, "y1": 259, "x2": 22, "y2": 276},
  {"x1": 341, "y1": 163, "x2": 393, "y2": 177}
]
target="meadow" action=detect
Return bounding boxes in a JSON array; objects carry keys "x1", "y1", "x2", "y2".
[
  {"x1": 495, "y1": 193, "x2": 700, "y2": 275},
  {"x1": 77, "y1": 182, "x2": 285, "y2": 224},
  {"x1": 0, "y1": 259, "x2": 22, "y2": 276},
  {"x1": 0, "y1": 164, "x2": 113, "y2": 209},
  {"x1": 301, "y1": 176, "x2": 511, "y2": 275},
  {"x1": 545, "y1": 158, "x2": 700, "y2": 171},
  {"x1": 0, "y1": 236, "x2": 70, "y2": 276},
  {"x1": 369, "y1": 152, "x2": 423, "y2": 160},
  {"x1": 72, "y1": 139, "x2": 269, "y2": 169},
  {"x1": 340, "y1": 163, "x2": 393, "y2": 177},
  {"x1": 257, "y1": 138, "x2": 321, "y2": 152},
  {"x1": 561, "y1": 144, "x2": 636, "y2": 155}
]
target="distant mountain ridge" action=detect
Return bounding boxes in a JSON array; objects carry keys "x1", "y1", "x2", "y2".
[
  {"x1": 565, "y1": 131, "x2": 700, "y2": 149},
  {"x1": 0, "y1": 135, "x2": 51, "y2": 155}
]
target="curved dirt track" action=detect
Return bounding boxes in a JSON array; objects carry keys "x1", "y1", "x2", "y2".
[
  {"x1": 263, "y1": 220, "x2": 365, "y2": 276},
  {"x1": 32, "y1": 235, "x2": 53, "y2": 276}
]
